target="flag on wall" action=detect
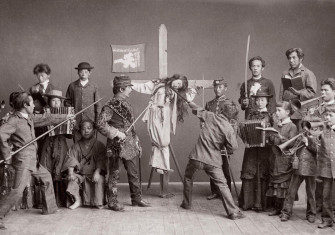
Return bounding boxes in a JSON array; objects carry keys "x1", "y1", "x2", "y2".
[{"x1": 111, "y1": 44, "x2": 145, "y2": 72}]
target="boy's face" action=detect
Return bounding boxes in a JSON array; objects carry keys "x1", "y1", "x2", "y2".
[
  {"x1": 288, "y1": 52, "x2": 302, "y2": 70},
  {"x1": 36, "y1": 72, "x2": 50, "y2": 83},
  {"x1": 321, "y1": 84, "x2": 335, "y2": 102},
  {"x1": 122, "y1": 86, "x2": 132, "y2": 98},
  {"x1": 50, "y1": 97, "x2": 61, "y2": 108},
  {"x1": 255, "y1": 97, "x2": 268, "y2": 110},
  {"x1": 25, "y1": 96, "x2": 35, "y2": 114},
  {"x1": 214, "y1": 84, "x2": 226, "y2": 98},
  {"x1": 276, "y1": 107, "x2": 289, "y2": 120},
  {"x1": 250, "y1": 60, "x2": 264, "y2": 77},
  {"x1": 325, "y1": 112, "x2": 335, "y2": 126},
  {"x1": 78, "y1": 69, "x2": 90, "y2": 80},
  {"x1": 80, "y1": 121, "x2": 95, "y2": 139}
]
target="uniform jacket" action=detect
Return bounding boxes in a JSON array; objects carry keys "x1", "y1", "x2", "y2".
[
  {"x1": 0, "y1": 112, "x2": 66, "y2": 170},
  {"x1": 295, "y1": 142, "x2": 317, "y2": 176},
  {"x1": 189, "y1": 108, "x2": 238, "y2": 168},
  {"x1": 205, "y1": 95, "x2": 239, "y2": 121},
  {"x1": 308, "y1": 126, "x2": 335, "y2": 178}
]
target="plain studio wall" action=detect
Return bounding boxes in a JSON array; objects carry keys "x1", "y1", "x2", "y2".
[{"x1": 0, "y1": 0, "x2": 335, "y2": 183}]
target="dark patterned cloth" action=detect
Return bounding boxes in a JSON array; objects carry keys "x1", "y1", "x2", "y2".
[
  {"x1": 239, "y1": 77, "x2": 276, "y2": 118},
  {"x1": 97, "y1": 95, "x2": 142, "y2": 207},
  {"x1": 97, "y1": 97, "x2": 140, "y2": 161}
]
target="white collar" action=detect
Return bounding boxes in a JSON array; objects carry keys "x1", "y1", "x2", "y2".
[
  {"x1": 80, "y1": 79, "x2": 89, "y2": 86},
  {"x1": 280, "y1": 117, "x2": 292, "y2": 125},
  {"x1": 19, "y1": 111, "x2": 29, "y2": 119},
  {"x1": 257, "y1": 107, "x2": 268, "y2": 112},
  {"x1": 40, "y1": 80, "x2": 49, "y2": 88}
]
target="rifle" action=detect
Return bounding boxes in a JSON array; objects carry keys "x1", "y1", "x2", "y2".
[{"x1": 0, "y1": 98, "x2": 103, "y2": 164}]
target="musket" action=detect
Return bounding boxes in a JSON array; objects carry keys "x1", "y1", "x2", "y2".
[
  {"x1": 244, "y1": 35, "x2": 250, "y2": 99},
  {"x1": 0, "y1": 98, "x2": 103, "y2": 164}
]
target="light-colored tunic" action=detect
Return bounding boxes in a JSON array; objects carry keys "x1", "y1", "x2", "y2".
[{"x1": 132, "y1": 81, "x2": 178, "y2": 170}]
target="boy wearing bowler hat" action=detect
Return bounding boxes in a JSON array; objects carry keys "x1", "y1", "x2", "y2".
[{"x1": 64, "y1": 62, "x2": 101, "y2": 142}]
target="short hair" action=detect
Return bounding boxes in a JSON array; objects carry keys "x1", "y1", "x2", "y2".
[
  {"x1": 80, "y1": 119, "x2": 95, "y2": 130},
  {"x1": 321, "y1": 77, "x2": 335, "y2": 90},
  {"x1": 33, "y1": 63, "x2": 51, "y2": 75},
  {"x1": 12, "y1": 92, "x2": 31, "y2": 111},
  {"x1": 9, "y1": 92, "x2": 20, "y2": 108},
  {"x1": 276, "y1": 101, "x2": 293, "y2": 115},
  {"x1": 285, "y1": 48, "x2": 304, "y2": 60},
  {"x1": 249, "y1": 56, "x2": 265, "y2": 69},
  {"x1": 113, "y1": 86, "x2": 124, "y2": 95}
]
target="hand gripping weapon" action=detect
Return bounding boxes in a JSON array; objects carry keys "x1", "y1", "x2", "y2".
[{"x1": 0, "y1": 98, "x2": 103, "y2": 164}]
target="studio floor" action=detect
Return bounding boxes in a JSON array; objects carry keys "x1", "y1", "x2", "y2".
[{"x1": 1, "y1": 183, "x2": 334, "y2": 235}]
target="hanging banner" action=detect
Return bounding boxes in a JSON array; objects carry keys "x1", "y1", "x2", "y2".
[{"x1": 111, "y1": 44, "x2": 145, "y2": 73}]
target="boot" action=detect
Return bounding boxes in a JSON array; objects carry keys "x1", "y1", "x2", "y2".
[{"x1": 159, "y1": 171, "x2": 174, "y2": 198}]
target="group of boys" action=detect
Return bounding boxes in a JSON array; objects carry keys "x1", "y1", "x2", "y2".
[{"x1": 0, "y1": 45, "x2": 335, "y2": 230}]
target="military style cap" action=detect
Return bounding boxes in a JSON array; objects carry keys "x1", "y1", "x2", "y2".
[
  {"x1": 113, "y1": 75, "x2": 133, "y2": 87},
  {"x1": 213, "y1": 78, "x2": 227, "y2": 87}
]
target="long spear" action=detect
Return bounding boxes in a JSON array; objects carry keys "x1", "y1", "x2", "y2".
[{"x1": 0, "y1": 98, "x2": 103, "y2": 164}]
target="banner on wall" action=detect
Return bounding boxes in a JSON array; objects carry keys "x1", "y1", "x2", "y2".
[{"x1": 111, "y1": 44, "x2": 145, "y2": 73}]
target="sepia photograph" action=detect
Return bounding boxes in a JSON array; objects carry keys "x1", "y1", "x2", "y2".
[{"x1": 0, "y1": 0, "x2": 335, "y2": 234}]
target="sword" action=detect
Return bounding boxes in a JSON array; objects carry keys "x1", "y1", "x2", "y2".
[
  {"x1": 0, "y1": 98, "x2": 104, "y2": 164},
  {"x1": 244, "y1": 34, "x2": 250, "y2": 99},
  {"x1": 221, "y1": 148, "x2": 239, "y2": 199}
]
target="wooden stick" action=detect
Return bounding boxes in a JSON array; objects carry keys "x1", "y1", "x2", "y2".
[{"x1": 169, "y1": 144, "x2": 184, "y2": 183}]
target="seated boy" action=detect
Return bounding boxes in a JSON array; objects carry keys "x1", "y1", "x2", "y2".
[
  {"x1": 180, "y1": 101, "x2": 245, "y2": 220},
  {"x1": 62, "y1": 120, "x2": 106, "y2": 209}
]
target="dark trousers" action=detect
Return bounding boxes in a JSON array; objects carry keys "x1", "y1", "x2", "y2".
[
  {"x1": 321, "y1": 177, "x2": 334, "y2": 222},
  {"x1": 281, "y1": 174, "x2": 316, "y2": 217},
  {"x1": 210, "y1": 155, "x2": 231, "y2": 193},
  {"x1": 0, "y1": 165, "x2": 58, "y2": 218},
  {"x1": 107, "y1": 157, "x2": 141, "y2": 206},
  {"x1": 182, "y1": 159, "x2": 240, "y2": 216}
]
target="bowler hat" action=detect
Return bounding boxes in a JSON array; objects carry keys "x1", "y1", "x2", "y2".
[
  {"x1": 251, "y1": 87, "x2": 273, "y2": 98},
  {"x1": 113, "y1": 75, "x2": 133, "y2": 87},
  {"x1": 43, "y1": 90, "x2": 67, "y2": 100},
  {"x1": 75, "y1": 62, "x2": 94, "y2": 70}
]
